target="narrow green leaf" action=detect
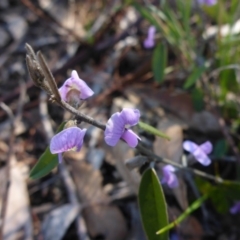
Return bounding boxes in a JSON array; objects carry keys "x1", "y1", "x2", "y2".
[
  {"x1": 152, "y1": 43, "x2": 167, "y2": 83},
  {"x1": 29, "y1": 147, "x2": 58, "y2": 179},
  {"x1": 184, "y1": 66, "x2": 206, "y2": 89},
  {"x1": 191, "y1": 88, "x2": 205, "y2": 112},
  {"x1": 139, "y1": 168, "x2": 169, "y2": 240},
  {"x1": 29, "y1": 121, "x2": 66, "y2": 179},
  {"x1": 132, "y1": 3, "x2": 159, "y2": 27},
  {"x1": 213, "y1": 139, "x2": 228, "y2": 158},
  {"x1": 156, "y1": 194, "x2": 208, "y2": 235},
  {"x1": 138, "y1": 121, "x2": 170, "y2": 140},
  {"x1": 176, "y1": 0, "x2": 191, "y2": 35}
]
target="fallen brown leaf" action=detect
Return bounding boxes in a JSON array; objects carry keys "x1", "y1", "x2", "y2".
[{"x1": 65, "y1": 152, "x2": 128, "y2": 240}]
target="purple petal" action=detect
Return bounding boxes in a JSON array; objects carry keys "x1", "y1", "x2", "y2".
[
  {"x1": 197, "y1": 0, "x2": 217, "y2": 5},
  {"x1": 144, "y1": 26, "x2": 156, "y2": 49},
  {"x1": 199, "y1": 141, "x2": 212, "y2": 155},
  {"x1": 183, "y1": 140, "x2": 198, "y2": 153},
  {"x1": 71, "y1": 70, "x2": 94, "y2": 99},
  {"x1": 121, "y1": 129, "x2": 141, "y2": 148},
  {"x1": 104, "y1": 112, "x2": 125, "y2": 146},
  {"x1": 192, "y1": 148, "x2": 211, "y2": 166},
  {"x1": 119, "y1": 108, "x2": 140, "y2": 126},
  {"x1": 148, "y1": 26, "x2": 156, "y2": 38},
  {"x1": 162, "y1": 165, "x2": 178, "y2": 188},
  {"x1": 50, "y1": 127, "x2": 86, "y2": 154},
  {"x1": 58, "y1": 82, "x2": 68, "y2": 102},
  {"x1": 58, "y1": 70, "x2": 94, "y2": 101},
  {"x1": 144, "y1": 39, "x2": 155, "y2": 49},
  {"x1": 230, "y1": 202, "x2": 240, "y2": 214}
]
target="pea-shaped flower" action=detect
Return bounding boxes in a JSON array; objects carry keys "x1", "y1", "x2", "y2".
[
  {"x1": 144, "y1": 26, "x2": 156, "y2": 49},
  {"x1": 50, "y1": 127, "x2": 86, "y2": 163},
  {"x1": 162, "y1": 165, "x2": 178, "y2": 188},
  {"x1": 104, "y1": 108, "x2": 141, "y2": 148},
  {"x1": 183, "y1": 140, "x2": 212, "y2": 166},
  {"x1": 58, "y1": 70, "x2": 94, "y2": 107}
]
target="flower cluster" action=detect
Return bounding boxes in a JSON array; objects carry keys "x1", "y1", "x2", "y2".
[
  {"x1": 49, "y1": 70, "x2": 214, "y2": 192},
  {"x1": 162, "y1": 140, "x2": 213, "y2": 188},
  {"x1": 50, "y1": 70, "x2": 141, "y2": 163}
]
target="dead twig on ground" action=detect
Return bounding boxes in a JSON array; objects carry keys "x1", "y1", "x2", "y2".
[{"x1": 0, "y1": 103, "x2": 15, "y2": 240}]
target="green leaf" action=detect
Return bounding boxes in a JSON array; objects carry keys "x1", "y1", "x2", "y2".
[
  {"x1": 152, "y1": 43, "x2": 167, "y2": 83},
  {"x1": 212, "y1": 139, "x2": 228, "y2": 158},
  {"x1": 176, "y1": 0, "x2": 191, "y2": 35},
  {"x1": 138, "y1": 121, "x2": 170, "y2": 140},
  {"x1": 138, "y1": 168, "x2": 169, "y2": 240},
  {"x1": 184, "y1": 66, "x2": 206, "y2": 89},
  {"x1": 29, "y1": 122, "x2": 66, "y2": 179},
  {"x1": 191, "y1": 88, "x2": 205, "y2": 112},
  {"x1": 132, "y1": 3, "x2": 159, "y2": 27},
  {"x1": 156, "y1": 194, "x2": 208, "y2": 235}
]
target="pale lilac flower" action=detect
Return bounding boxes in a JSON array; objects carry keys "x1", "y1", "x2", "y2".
[
  {"x1": 183, "y1": 140, "x2": 213, "y2": 166},
  {"x1": 58, "y1": 70, "x2": 94, "y2": 105},
  {"x1": 230, "y1": 202, "x2": 240, "y2": 214},
  {"x1": 50, "y1": 127, "x2": 86, "y2": 163},
  {"x1": 162, "y1": 165, "x2": 178, "y2": 188},
  {"x1": 197, "y1": 0, "x2": 217, "y2": 6},
  {"x1": 144, "y1": 26, "x2": 156, "y2": 49},
  {"x1": 104, "y1": 108, "x2": 141, "y2": 148}
]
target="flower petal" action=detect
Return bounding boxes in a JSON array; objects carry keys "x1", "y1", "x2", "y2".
[
  {"x1": 193, "y1": 148, "x2": 211, "y2": 166},
  {"x1": 199, "y1": 141, "x2": 212, "y2": 155},
  {"x1": 198, "y1": 0, "x2": 217, "y2": 6},
  {"x1": 230, "y1": 202, "x2": 240, "y2": 214},
  {"x1": 50, "y1": 127, "x2": 86, "y2": 154},
  {"x1": 144, "y1": 39, "x2": 155, "y2": 49},
  {"x1": 58, "y1": 70, "x2": 94, "y2": 101},
  {"x1": 121, "y1": 129, "x2": 140, "y2": 148},
  {"x1": 71, "y1": 70, "x2": 94, "y2": 99},
  {"x1": 144, "y1": 26, "x2": 156, "y2": 49},
  {"x1": 104, "y1": 113, "x2": 125, "y2": 146},
  {"x1": 119, "y1": 108, "x2": 140, "y2": 126},
  {"x1": 162, "y1": 165, "x2": 178, "y2": 188},
  {"x1": 148, "y1": 26, "x2": 156, "y2": 38},
  {"x1": 58, "y1": 81, "x2": 69, "y2": 101},
  {"x1": 183, "y1": 140, "x2": 198, "y2": 153}
]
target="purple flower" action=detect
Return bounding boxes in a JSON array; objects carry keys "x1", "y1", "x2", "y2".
[
  {"x1": 50, "y1": 127, "x2": 86, "y2": 163},
  {"x1": 58, "y1": 70, "x2": 94, "y2": 105},
  {"x1": 104, "y1": 108, "x2": 141, "y2": 148},
  {"x1": 197, "y1": 0, "x2": 217, "y2": 6},
  {"x1": 230, "y1": 202, "x2": 240, "y2": 214},
  {"x1": 162, "y1": 165, "x2": 178, "y2": 188},
  {"x1": 144, "y1": 26, "x2": 156, "y2": 49},
  {"x1": 183, "y1": 140, "x2": 213, "y2": 166}
]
